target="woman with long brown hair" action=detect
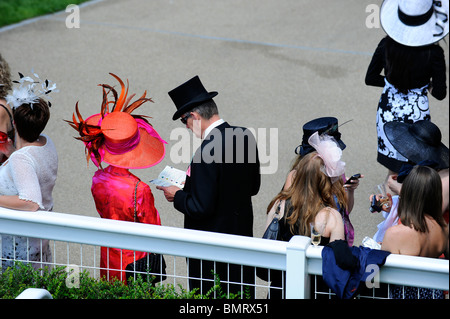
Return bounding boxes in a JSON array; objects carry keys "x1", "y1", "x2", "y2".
[
  {"x1": 265, "y1": 132, "x2": 346, "y2": 299},
  {"x1": 268, "y1": 150, "x2": 346, "y2": 243},
  {"x1": 284, "y1": 117, "x2": 358, "y2": 245}
]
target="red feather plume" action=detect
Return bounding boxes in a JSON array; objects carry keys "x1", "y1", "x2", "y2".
[{"x1": 66, "y1": 73, "x2": 155, "y2": 167}]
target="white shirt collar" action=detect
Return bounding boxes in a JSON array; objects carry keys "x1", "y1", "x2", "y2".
[{"x1": 202, "y1": 119, "x2": 225, "y2": 139}]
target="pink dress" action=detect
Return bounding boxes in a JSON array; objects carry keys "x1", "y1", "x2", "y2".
[{"x1": 91, "y1": 166, "x2": 161, "y2": 283}]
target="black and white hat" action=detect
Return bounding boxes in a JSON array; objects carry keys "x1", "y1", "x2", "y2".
[{"x1": 380, "y1": 0, "x2": 449, "y2": 47}]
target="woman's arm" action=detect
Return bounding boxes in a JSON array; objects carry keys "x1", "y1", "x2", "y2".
[
  {"x1": 429, "y1": 45, "x2": 447, "y2": 100},
  {"x1": 8, "y1": 152, "x2": 44, "y2": 211},
  {"x1": 365, "y1": 38, "x2": 387, "y2": 87},
  {"x1": 343, "y1": 174, "x2": 363, "y2": 213},
  {"x1": 0, "y1": 195, "x2": 39, "y2": 211},
  {"x1": 317, "y1": 207, "x2": 345, "y2": 242}
]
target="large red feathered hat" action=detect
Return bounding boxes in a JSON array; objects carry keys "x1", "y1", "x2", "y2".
[{"x1": 67, "y1": 73, "x2": 166, "y2": 169}]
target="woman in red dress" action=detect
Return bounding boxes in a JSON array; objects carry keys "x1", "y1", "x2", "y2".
[{"x1": 67, "y1": 73, "x2": 166, "y2": 283}]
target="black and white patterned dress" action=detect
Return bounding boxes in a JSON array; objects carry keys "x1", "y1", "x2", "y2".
[{"x1": 376, "y1": 79, "x2": 430, "y2": 172}]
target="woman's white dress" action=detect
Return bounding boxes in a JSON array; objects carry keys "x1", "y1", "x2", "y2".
[{"x1": 0, "y1": 134, "x2": 58, "y2": 271}]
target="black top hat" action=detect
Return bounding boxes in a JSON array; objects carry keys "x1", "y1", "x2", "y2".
[
  {"x1": 384, "y1": 120, "x2": 449, "y2": 170},
  {"x1": 295, "y1": 117, "x2": 346, "y2": 156},
  {"x1": 168, "y1": 76, "x2": 218, "y2": 120}
]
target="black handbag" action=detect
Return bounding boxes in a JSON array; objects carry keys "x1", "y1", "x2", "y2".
[
  {"x1": 125, "y1": 252, "x2": 167, "y2": 283},
  {"x1": 125, "y1": 180, "x2": 167, "y2": 283},
  {"x1": 262, "y1": 201, "x2": 282, "y2": 240},
  {"x1": 257, "y1": 201, "x2": 283, "y2": 281},
  {"x1": 262, "y1": 215, "x2": 280, "y2": 240}
]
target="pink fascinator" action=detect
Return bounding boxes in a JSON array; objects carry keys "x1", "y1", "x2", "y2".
[{"x1": 308, "y1": 131, "x2": 345, "y2": 181}]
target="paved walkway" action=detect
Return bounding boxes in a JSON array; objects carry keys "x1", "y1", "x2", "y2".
[{"x1": 1, "y1": 0, "x2": 448, "y2": 246}]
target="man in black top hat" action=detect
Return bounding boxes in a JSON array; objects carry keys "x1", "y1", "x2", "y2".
[{"x1": 158, "y1": 75, "x2": 260, "y2": 296}]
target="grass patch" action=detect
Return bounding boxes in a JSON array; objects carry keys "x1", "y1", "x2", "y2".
[
  {"x1": 0, "y1": 263, "x2": 248, "y2": 299},
  {"x1": 0, "y1": 0, "x2": 89, "y2": 28}
]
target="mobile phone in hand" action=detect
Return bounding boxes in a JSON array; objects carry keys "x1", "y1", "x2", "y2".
[
  {"x1": 345, "y1": 173, "x2": 361, "y2": 184},
  {"x1": 369, "y1": 196, "x2": 382, "y2": 213}
]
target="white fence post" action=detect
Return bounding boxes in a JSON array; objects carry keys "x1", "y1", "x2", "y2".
[{"x1": 285, "y1": 235, "x2": 311, "y2": 299}]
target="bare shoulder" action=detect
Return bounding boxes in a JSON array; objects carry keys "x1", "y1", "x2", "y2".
[
  {"x1": 382, "y1": 224, "x2": 419, "y2": 254},
  {"x1": 316, "y1": 207, "x2": 345, "y2": 241},
  {"x1": 385, "y1": 224, "x2": 418, "y2": 241},
  {"x1": 317, "y1": 207, "x2": 343, "y2": 224}
]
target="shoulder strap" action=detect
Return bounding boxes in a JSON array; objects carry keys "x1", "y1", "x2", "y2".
[
  {"x1": 276, "y1": 199, "x2": 286, "y2": 219},
  {"x1": 133, "y1": 180, "x2": 141, "y2": 222},
  {"x1": 0, "y1": 104, "x2": 13, "y2": 122},
  {"x1": 333, "y1": 194, "x2": 345, "y2": 214}
]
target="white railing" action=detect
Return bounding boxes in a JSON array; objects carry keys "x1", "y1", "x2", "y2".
[
  {"x1": 0, "y1": 207, "x2": 448, "y2": 299},
  {"x1": 15, "y1": 288, "x2": 53, "y2": 299}
]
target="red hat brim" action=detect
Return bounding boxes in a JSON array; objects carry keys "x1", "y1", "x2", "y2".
[{"x1": 85, "y1": 113, "x2": 166, "y2": 169}]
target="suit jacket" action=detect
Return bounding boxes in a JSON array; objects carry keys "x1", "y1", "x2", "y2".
[{"x1": 174, "y1": 121, "x2": 260, "y2": 236}]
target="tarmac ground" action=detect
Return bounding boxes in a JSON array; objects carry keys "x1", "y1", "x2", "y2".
[{"x1": 0, "y1": 0, "x2": 448, "y2": 275}]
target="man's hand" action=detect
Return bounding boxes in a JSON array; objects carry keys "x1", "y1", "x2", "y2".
[{"x1": 156, "y1": 185, "x2": 181, "y2": 202}]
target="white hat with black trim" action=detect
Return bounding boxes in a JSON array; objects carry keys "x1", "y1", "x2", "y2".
[{"x1": 380, "y1": 0, "x2": 449, "y2": 46}]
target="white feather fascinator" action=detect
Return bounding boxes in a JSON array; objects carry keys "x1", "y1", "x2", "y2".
[
  {"x1": 6, "y1": 71, "x2": 58, "y2": 109},
  {"x1": 308, "y1": 131, "x2": 346, "y2": 182}
]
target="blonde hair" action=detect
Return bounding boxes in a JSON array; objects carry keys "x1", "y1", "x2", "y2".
[
  {"x1": 267, "y1": 152, "x2": 347, "y2": 236},
  {"x1": 0, "y1": 53, "x2": 12, "y2": 99}
]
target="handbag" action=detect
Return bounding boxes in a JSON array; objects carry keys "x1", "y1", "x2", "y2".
[
  {"x1": 262, "y1": 200, "x2": 284, "y2": 240},
  {"x1": 125, "y1": 180, "x2": 167, "y2": 283},
  {"x1": 125, "y1": 252, "x2": 167, "y2": 283},
  {"x1": 262, "y1": 214, "x2": 280, "y2": 240},
  {"x1": 257, "y1": 200, "x2": 284, "y2": 281}
]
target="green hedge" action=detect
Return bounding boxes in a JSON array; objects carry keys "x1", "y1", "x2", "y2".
[
  {"x1": 0, "y1": 263, "x2": 246, "y2": 299},
  {"x1": 0, "y1": 0, "x2": 88, "y2": 27}
]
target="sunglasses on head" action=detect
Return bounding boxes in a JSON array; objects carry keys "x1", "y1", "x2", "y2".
[{"x1": 180, "y1": 112, "x2": 192, "y2": 125}]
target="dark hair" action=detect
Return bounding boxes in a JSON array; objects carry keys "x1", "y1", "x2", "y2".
[
  {"x1": 192, "y1": 99, "x2": 218, "y2": 120},
  {"x1": 398, "y1": 165, "x2": 445, "y2": 233},
  {"x1": 384, "y1": 36, "x2": 432, "y2": 94},
  {"x1": 13, "y1": 98, "x2": 50, "y2": 142}
]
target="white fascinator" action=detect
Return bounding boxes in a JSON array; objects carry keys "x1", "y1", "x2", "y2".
[
  {"x1": 308, "y1": 131, "x2": 345, "y2": 182},
  {"x1": 6, "y1": 71, "x2": 58, "y2": 109}
]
